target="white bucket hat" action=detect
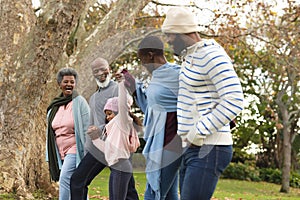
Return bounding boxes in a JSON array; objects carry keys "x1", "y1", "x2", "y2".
[{"x1": 162, "y1": 7, "x2": 200, "y2": 34}]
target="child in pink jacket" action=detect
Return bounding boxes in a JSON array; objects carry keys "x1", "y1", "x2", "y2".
[{"x1": 88, "y1": 80, "x2": 141, "y2": 200}]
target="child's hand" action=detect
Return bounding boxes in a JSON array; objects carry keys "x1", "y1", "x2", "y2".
[{"x1": 87, "y1": 125, "x2": 100, "y2": 140}]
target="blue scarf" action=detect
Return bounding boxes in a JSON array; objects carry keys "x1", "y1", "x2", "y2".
[{"x1": 136, "y1": 63, "x2": 180, "y2": 199}]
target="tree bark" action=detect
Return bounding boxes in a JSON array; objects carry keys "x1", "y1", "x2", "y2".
[
  {"x1": 73, "y1": 0, "x2": 152, "y2": 99},
  {"x1": 0, "y1": 0, "x2": 87, "y2": 197},
  {"x1": 280, "y1": 108, "x2": 291, "y2": 193},
  {"x1": 277, "y1": 69, "x2": 299, "y2": 193},
  {"x1": 0, "y1": 0, "x2": 151, "y2": 198}
]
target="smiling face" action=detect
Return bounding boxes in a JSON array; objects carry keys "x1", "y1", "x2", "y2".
[
  {"x1": 91, "y1": 59, "x2": 110, "y2": 83},
  {"x1": 91, "y1": 58, "x2": 112, "y2": 88},
  {"x1": 105, "y1": 110, "x2": 116, "y2": 122},
  {"x1": 92, "y1": 65, "x2": 110, "y2": 83},
  {"x1": 59, "y1": 75, "x2": 76, "y2": 97}
]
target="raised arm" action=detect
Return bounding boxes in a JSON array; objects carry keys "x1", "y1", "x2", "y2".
[{"x1": 118, "y1": 81, "x2": 131, "y2": 131}]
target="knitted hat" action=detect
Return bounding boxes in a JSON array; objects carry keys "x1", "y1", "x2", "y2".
[
  {"x1": 104, "y1": 97, "x2": 118, "y2": 113},
  {"x1": 138, "y1": 36, "x2": 164, "y2": 51},
  {"x1": 162, "y1": 7, "x2": 199, "y2": 34}
]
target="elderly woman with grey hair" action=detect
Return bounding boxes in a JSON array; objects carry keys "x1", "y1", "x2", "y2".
[{"x1": 46, "y1": 67, "x2": 90, "y2": 200}]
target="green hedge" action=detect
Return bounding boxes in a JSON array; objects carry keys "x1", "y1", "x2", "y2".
[
  {"x1": 259, "y1": 168, "x2": 281, "y2": 184},
  {"x1": 222, "y1": 161, "x2": 261, "y2": 181},
  {"x1": 222, "y1": 162, "x2": 300, "y2": 188}
]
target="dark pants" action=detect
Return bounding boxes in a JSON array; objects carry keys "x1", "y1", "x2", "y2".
[
  {"x1": 70, "y1": 152, "x2": 139, "y2": 200},
  {"x1": 180, "y1": 145, "x2": 233, "y2": 200}
]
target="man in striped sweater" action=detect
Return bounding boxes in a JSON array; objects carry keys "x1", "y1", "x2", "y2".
[{"x1": 162, "y1": 7, "x2": 244, "y2": 200}]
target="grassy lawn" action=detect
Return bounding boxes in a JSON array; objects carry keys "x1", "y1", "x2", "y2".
[
  {"x1": 1, "y1": 168, "x2": 299, "y2": 199},
  {"x1": 87, "y1": 168, "x2": 300, "y2": 200},
  {"x1": 213, "y1": 179, "x2": 300, "y2": 200}
]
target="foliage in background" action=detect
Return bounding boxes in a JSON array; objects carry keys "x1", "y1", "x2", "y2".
[
  {"x1": 213, "y1": 0, "x2": 300, "y2": 192},
  {"x1": 222, "y1": 162, "x2": 300, "y2": 188}
]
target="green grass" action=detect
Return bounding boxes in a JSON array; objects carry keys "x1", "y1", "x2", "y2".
[
  {"x1": 87, "y1": 168, "x2": 300, "y2": 200},
  {"x1": 213, "y1": 179, "x2": 300, "y2": 200},
  {"x1": 1, "y1": 168, "x2": 300, "y2": 199}
]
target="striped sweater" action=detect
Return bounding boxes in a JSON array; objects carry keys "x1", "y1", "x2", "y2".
[{"x1": 178, "y1": 39, "x2": 244, "y2": 145}]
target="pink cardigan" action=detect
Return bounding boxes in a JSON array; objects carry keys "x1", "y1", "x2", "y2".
[{"x1": 93, "y1": 81, "x2": 140, "y2": 166}]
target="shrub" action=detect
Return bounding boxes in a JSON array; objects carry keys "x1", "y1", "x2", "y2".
[
  {"x1": 222, "y1": 162, "x2": 300, "y2": 188},
  {"x1": 290, "y1": 171, "x2": 300, "y2": 188},
  {"x1": 259, "y1": 168, "x2": 282, "y2": 184},
  {"x1": 222, "y1": 162, "x2": 261, "y2": 181}
]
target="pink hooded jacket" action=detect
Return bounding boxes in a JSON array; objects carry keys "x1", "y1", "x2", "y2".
[{"x1": 93, "y1": 81, "x2": 140, "y2": 166}]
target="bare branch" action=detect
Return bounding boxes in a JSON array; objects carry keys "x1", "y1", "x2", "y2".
[
  {"x1": 116, "y1": 29, "x2": 161, "y2": 59},
  {"x1": 288, "y1": 110, "x2": 300, "y2": 121},
  {"x1": 135, "y1": 15, "x2": 164, "y2": 20},
  {"x1": 150, "y1": 0, "x2": 215, "y2": 15}
]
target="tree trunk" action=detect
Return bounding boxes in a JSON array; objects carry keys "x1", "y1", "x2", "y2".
[
  {"x1": 0, "y1": 0, "x2": 86, "y2": 197},
  {"x1": 73, "y1": 0, "x2": 152, "y2": 99},
  {"x1": 0, "y1": 0, "x2": 151, "y2": 198},
  {"x1": 279, "y1": 107, "x2": 291, "y2": 193}
]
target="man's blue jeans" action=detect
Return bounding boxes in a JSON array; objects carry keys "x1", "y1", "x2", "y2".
[
  {"x1": 70, "y1": 152, "x2": 139, "y2": 200},
  {"x1": 180, "y1": 145, "x2": 233, "y2": 200}
]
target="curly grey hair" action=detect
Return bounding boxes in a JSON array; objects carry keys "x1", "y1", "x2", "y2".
[{"x1": 56, "y1": 67, "x2": 78, "y2": 84}]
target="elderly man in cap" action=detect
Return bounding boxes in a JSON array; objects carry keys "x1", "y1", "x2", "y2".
[{"x1": 162, "y1": 7, "x2": 244, "y2": 200}]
